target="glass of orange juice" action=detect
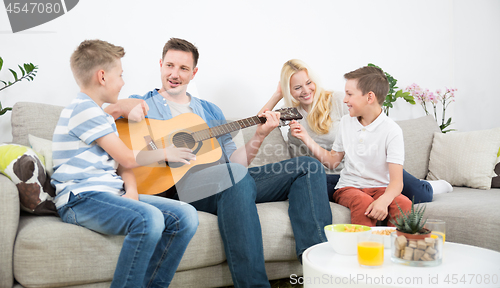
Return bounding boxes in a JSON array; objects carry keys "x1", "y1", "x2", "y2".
[
  {"x1": 425, "y1": 219, "x2": 446, "y2": 243},
  {"x1": 357, "y1": 233, "x2": 384, "y2": 268}
]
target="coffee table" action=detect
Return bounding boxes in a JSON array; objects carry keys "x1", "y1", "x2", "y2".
[{"x1": 301, "y1": 242, "x2": 500, "y2": 287}]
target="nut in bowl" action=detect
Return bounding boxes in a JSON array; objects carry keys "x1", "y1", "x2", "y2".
[
  {"x1": 370, "y1": 227, "x2": 396, "y2": 249},
  {"x1": 324, "y1": 224, "x2": 371, "y2": 255}
]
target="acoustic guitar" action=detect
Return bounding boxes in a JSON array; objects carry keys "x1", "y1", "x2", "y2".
[{"x1": 115, "y1": 107, "x2": 302, "y2": 195}]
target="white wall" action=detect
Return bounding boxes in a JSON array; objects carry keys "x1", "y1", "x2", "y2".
[{"x1": 1, "y1": 0, "x2": 499, "y2": 143}]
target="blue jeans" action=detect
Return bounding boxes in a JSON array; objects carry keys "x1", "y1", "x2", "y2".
[
  {"x1": 57, "y1": 192, "x2": 198, "y2": 288},
  {"x1": 176, "y1": 156, "x2": 332, "y2": 288},
  {"x1": 327, "y1": 169, "x2": 433, "y2": 203}
]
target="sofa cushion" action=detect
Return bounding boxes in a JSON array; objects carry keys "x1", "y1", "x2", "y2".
[
  {"x1": 0, "y1": 144, "x2": 57, "y2": 216},
  {"x1": 427, "y1": 127, "x2": 500, "y2": 189},
  {"x1": 11, "y1": 102, "x2": 63, "y2": 146},
  {"x1": 13, "y1": 201, "x2": 302, "y2": 287},
  {"x1": 14, "y1": 215, "x2": 121, "y2": 287},
  {"x1": 395, "y1": 115, "x2": 441, "y2": 179},
  {"x1": 418, "y1": 186, "x2": 500, "y2": 252}
]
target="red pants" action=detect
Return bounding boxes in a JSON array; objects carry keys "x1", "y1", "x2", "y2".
[{"x1": 332, "y1": 187, "x2": 412, "y2": 226}]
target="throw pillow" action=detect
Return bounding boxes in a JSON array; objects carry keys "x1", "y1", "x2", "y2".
[
  {"x1": 0, "y1": 144, "x2": 58, "y2": 216},
  {"x1": 492, "y1": 157, "x2": 500, "y2": 188},
  {"x1": 28, "y1": 134, "x2": 54, "y2": 176},
  {"x1": 396, "y1": 115, "x2": 441, "y2": 180},
  {"x1": 427, "y1": 127, "x2": 500, "y2": 190}
]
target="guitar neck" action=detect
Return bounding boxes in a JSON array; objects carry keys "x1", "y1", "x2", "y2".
[{"x1": 192, "y1": 115, "x2": 265, "y2": 142}]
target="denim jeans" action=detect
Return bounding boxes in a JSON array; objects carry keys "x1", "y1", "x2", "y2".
[
  {"x1": 58, "y1": 192, "x2": 198, "y2": 288},
  {"x1": 327, "y1": 169, "x2": 433, "y2": 203},
  {"x1": 176, "y1": 156, "x2": 332, "y2": 288}
]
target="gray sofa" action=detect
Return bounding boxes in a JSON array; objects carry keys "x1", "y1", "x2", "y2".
[{"x1": 1, "y1": 102, "x2": 499, "y2": 288}]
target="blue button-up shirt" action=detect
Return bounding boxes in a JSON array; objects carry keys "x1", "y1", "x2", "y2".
[{"x1": 129, "y1": 89, "x2": 237, "y2": 160}]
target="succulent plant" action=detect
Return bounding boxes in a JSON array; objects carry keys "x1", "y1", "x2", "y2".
[{"x1": 390, "y1": 198, "x2": 430, "y2": 235}]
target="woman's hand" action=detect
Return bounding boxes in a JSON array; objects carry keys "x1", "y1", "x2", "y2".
[
  {"x1": 258, "y1": 82, "x2": 283, "y2": 115},
  {"x1": 272, "y1": 82, "x2": 283, "y2": 101},
  {"x1": 289, "y1": 120, "x2": 310, "y2": 143}
]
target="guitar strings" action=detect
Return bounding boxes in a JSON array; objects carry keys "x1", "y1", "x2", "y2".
[{"x1": 149, "y1": 109, "x2": 298, "y2": 145}]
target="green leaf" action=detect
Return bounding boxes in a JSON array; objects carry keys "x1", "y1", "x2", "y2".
[
  {"x1": 0, "y1": 80, "x2": 6, "y2": 85},
  {"x1": 18, "y1": 65, "x2": 25, "y2": 77},
  {"x1": 394, "y1": 89, "x2": 404, "y2": 98},
  {"x1": 0, "y1": 57, "x2": 3, "y2": 71},
  {"x1": 9, "y1": 69, "x2": 18, "y2": 81}
]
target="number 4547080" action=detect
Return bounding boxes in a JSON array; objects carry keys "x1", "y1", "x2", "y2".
[
  {"x1": 6, "y1": 2, "x2": 62, "y2": 14},
  {"x1": 443, "y1": 274, "x2": 498, "y2": 285}
]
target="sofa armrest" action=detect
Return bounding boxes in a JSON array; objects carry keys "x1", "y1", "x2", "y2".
[{"x1": 0, "y1": 174, "x2": 20, "y2": 288}]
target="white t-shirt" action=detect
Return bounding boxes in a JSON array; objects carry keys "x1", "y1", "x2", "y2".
[
  {"x1": 332, "y1": 112, "x2": 404, "y2": 189},
  {"x1": 287, "y1": 91, "x2": 348, "y2": 174}
]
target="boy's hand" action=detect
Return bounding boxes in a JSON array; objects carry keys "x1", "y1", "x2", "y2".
[
  {"x1": 128, "y1": 100, "x2": 149, "y2": 122},
  {"x1": 164, "y1": 144, "x2": 196, "y2": 165},
  {"x1": 122, "y1": 190, "x2": 139, "y2": 201},
  {"x1": 365, "y1": 196, "x2": 392, "y2": 221}
]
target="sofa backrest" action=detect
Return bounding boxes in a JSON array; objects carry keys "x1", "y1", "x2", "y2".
[
  {"x1": 396, "y1": 115, "x2": 441, "y2": 180},
  {"x1": 11, "y1": 102, "x2": 64, "y2": 146}
]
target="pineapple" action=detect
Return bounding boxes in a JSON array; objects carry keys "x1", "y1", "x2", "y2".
[{"x1": 390, "y1": 197, "x2": 431, "y2": 235}]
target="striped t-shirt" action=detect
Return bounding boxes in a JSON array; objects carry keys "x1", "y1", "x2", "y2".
[{"x1": 51, "y1": 93, "x2": 124, "y2": 209}]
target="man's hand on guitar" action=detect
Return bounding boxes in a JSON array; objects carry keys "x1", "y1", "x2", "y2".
[
  {"x1": 256, "y1": 110, "x2": 280, "y2": 138},
  {"x1": 164, "y1": 144, "x2": 197, "y2": 165}
]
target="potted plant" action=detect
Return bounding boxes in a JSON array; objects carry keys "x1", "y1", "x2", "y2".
[
  {"x1": 390, "y1": 199, "x2": 442, "y2": 265},
  {"x1": 367, "y1": 63, "x2": 415, "y2": 116},
  {"x1": 390, "y1": 197, "x2": 431, "y2": 240}
]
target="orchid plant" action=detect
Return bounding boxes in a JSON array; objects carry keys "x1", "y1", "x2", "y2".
[{"x1": 405, "y1": 83, "x2": 457, "y2": 133}]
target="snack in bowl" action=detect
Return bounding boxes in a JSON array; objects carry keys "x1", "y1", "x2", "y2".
[
  {"x1": 324, "y1": 224, "x2": 371, "y2": 255},
  {"x1": 370, "y1": 227, "x2": 395, "y2": 248}
]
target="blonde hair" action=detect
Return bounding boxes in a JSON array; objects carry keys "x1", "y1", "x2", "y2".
[
  {"x1": 70, "y1": 39, "x2": 125, "y2": 87},
  {"x1": 280, "y1": 59, "x2": 333, "y2": 135}
]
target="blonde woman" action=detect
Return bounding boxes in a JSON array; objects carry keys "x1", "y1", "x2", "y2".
[{"x1": 261, "y1": 59, "x2": 451, "y2": 203}]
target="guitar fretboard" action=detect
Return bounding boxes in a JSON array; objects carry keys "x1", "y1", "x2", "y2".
[{"x1": 192, "y1": 116, "x2": 266, "y2": 142}]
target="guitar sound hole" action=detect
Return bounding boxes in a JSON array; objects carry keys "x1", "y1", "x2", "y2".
[{"x1": 172, "y1": 132, "x2": 196, "y2": 149}]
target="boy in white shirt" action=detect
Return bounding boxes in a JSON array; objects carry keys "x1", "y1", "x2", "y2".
[{"x1": 290, "y1": 66, "x2": 412, "y2": 226}]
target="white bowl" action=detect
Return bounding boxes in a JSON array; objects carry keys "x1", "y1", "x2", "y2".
[
  {"x1": 370, "y1": 226, "x2": 396, "y2": 249},
  {"x1": 324, "y1": 224, "x2": 372, "y2": 255}
]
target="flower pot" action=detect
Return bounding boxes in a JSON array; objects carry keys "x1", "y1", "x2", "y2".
[{"x1": 395, "y1": 228, "x2": 431, "y2": 241}]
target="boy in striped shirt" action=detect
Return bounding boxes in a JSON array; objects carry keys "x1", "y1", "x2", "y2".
[{"x1": 51, "y1": 39, "x2": 198, "y2": 288}]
